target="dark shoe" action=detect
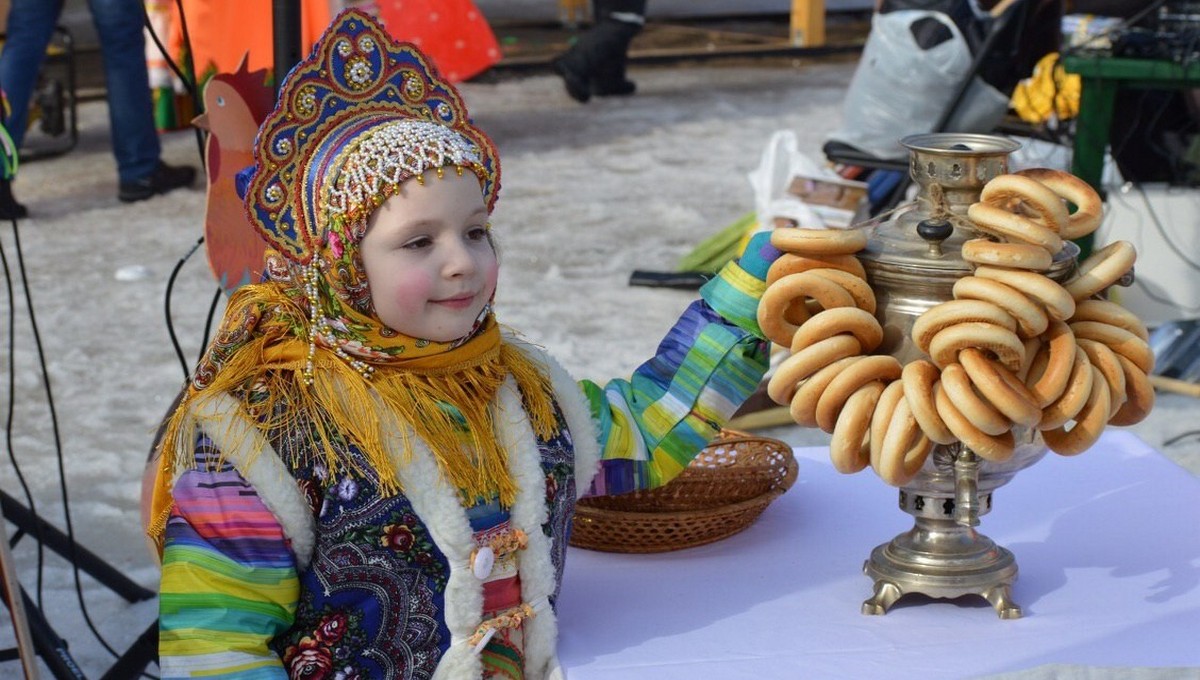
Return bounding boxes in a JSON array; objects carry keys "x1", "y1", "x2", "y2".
[
  {"x1": 552, "y1": 55, "x2": 591, "y2": 103},
  {"x1": 593, "y1": 78, "x2": 636, "y2": 97},
  {"x1": 118, "y1": 161, "x2": 196, "y2": 203},
  {"x1": 0, "y1": 178, "x2": 28, "y2": 220}
]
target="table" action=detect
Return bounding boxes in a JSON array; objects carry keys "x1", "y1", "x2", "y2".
[
  {"x1": 1062, "y1": 54, "x2": 1200, "y2": 258},
  {"x1": 555, "y1": 430, "x2": 1200, "y2": 678}
]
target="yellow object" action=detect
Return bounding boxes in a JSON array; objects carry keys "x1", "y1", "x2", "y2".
[
  {"x1": 791, "y1": 0, "x2": 826, "y2": 47},
  {"x1": 1011, "y1": 52, "x2": 1081, "y2": 125}
]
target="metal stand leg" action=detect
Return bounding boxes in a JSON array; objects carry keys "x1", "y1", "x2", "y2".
[{"x1": 1, "y1": 493, "x2": 158, "y2": 677}]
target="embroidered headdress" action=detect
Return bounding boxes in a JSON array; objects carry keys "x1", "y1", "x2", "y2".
[
  {"x1": 243, "y1": 11, "x2": 500, "y2": 264},
  {"x1": 148, "y1": 11, "x2": 556, "y2": 548}
]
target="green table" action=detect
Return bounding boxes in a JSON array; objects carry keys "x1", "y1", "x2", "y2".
[{"x1": 1062, "y1": 54, "x2": 1200, "y2": 257}]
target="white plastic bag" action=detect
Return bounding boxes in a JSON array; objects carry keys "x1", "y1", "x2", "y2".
[
  {"x1": 747, "y1": 130, "x2": 832, "y2": 229},
  {"x1": 827, "y1": 10, "x2": 1007, "y2": 160}
]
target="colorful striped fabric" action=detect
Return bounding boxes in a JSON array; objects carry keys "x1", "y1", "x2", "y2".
[
  {"x1": 159, "y1": 436, "x2": 298, "y2": 679},
  {"x1": 582, "y1": 258, "x2": 770, "y2": 495}
]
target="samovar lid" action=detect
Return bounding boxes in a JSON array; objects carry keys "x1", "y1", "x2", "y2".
[{"x1": 856, "y1": 133, "x2": 1075, "y2": 281}]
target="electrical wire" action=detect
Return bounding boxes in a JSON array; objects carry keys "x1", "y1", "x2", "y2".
[
  {"x1": 1164, "y1": 429, "x2": 1200, "y2": 447},
  {"x1": 1135, "y1": 182, "x2": 1200, "y2": 272},
  {"x1": 1060, "y1": 0, "x2": 1170, "y2": 58},
  {"x1": 164, "y1": 235, "x2": 206, "y2": 380},
  {"x1": 0, "y1": 222, "x2": 48, "y2": 608},
  {"x1": 5, "y1": 218, "x2": 123, "y2": 659}
]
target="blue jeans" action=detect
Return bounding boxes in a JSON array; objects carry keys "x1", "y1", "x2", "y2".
[{"x1": 0, "y1": 0, "x2": 160, "y2": 183}]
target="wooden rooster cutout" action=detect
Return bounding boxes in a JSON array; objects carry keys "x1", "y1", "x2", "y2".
[{"x1": 194, "y1": 55, "x2": 274, "y2": 295}]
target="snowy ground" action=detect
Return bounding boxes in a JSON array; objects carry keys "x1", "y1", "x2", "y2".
[{"x1": 1, "y1": 57, "x2": 1197, "y2": 678}]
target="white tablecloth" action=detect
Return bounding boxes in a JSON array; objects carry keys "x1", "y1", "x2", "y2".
[{"x1": 555, "y1": 430, "x2": 1200, "y2": 679}]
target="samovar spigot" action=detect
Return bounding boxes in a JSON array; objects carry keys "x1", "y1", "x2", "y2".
[{"x1": 953, "y1": 446, "x2": 980, "y2": 528}]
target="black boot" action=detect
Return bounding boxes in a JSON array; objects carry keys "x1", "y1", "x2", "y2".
[
  {"x1": 0, "y1": 178, "x2": 27, "y2": 220},
  {"x1": 592, "y1": 20, "x2": 639, "y2": 97},
  {"x1": 552, "y1": 47, "x2": 592, "y2": 103},
  {"x1": 553, "y1": 18, "x2": 640, "y2": 103}
]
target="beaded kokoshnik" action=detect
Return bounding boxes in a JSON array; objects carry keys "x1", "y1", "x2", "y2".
[{"x1": 238, "y1": 9, "x2": 502, "y2": 383}]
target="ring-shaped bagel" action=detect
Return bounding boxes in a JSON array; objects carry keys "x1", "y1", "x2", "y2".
[
  {"x1": 758, "y1": 271, "x2": 857, "y2": 346},
  {"x1": 790, "y1": 307, "x2": 883, "y2": 354},
  {"x1": 981, "y1": 173, "x2": 1071, "y2": 234},
  {"x1": 1038, "y1": 346, "x2": 1095, "y2": 431},
  {"x1": 1019, "y1": 336, "x2": 1042, "y2": 381},
  {"x1": 928, "y1": 321, "x2": 1026, "y2": 373},
  {"x1": 1065, "y1": 240, "x2": 1136, "y2": 302},
  {"x1": 876, "y1": 396, "x2": 933, "y2": 487},
  {"x1": 935, "y1": 384, "x2": 1017, "y2": 462},
  {"x1": 869, "y1": 380, "x2": 907, "y2": 472},
  {"x1": 1108, "y1": 354, "x2": 1155, "y2": 426},
  {"x1": 958, "y1": 348, "x2": 1042, "y2": 428},
  {"x1": 1075, "y1": 337, "x2": 1128, "y2": 419},
  {"x1": 953, "y1": 275, "x2": 1049, "y2": 339},
  {"x1": 967, "y1": 202, "x2": 1065, "y2": 254},
  {"x1": 1043, "y1": 366, "x2": 1111, "y2": 456},
  {"x1": 808, "y1": 267, "x2": 877, "y2": 314},
  {"x1": 829, "y1": 382, "x2": 886, "y2": 475},
  {"x1": 815, "y1": 355, "x2": 903, "y2": 433},
  {"x1": 1024, "y1": 320, "x2": 1076, "y2": 407},
  {"x1": 1069, "y1": 320, "x2": 1155, "y2": 374},
  {"x1": 902, "y1": 360, "x2": 956, "y2": 445},
  {"x1": 766, "y1": 334, "x2": 862, "y2": 405},
  {"x1": 973, "y1": 265, "x2": 1076, "y2": 321},
  {"x1": 767, "y1": 252, "x2": 866, "y2": 286},
  {"x1": 962, "y1": 238, "x2": 1052, "y2": 271},
  {"x1": 1016, "y1": 168, "x2": 1104, "y2": 240},
  {"x1": 939, "y1": 363, "x2": 1012, "y2": 436},
  {"x1": 1071, "y1": 299, "x2": 1149, "y2": 342},
  {"x1": 789, "y1": 356, "x2": 860, "y2": 428},
  {"x1": 771, "y1": 227, "x2": 868, "y2": 256},
  {"x1": 912, "y1": 299, "x2": 1018, "y2": 353}
]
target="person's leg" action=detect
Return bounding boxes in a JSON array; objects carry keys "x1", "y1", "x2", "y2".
[
  {"x1": 0, "y1": 0, "x2": 62, "y2": 149},
  {"x1": 88, "y1": 0, "x2": 194, "y2": 201},
  {"x1": 592, "y1": 0, "x2": 646, "y2": 97},
  {"x1": 552, "y1": 0, "x2": 647, "y2": 102},
  {"x1": 87, "y1": 0, "x2": 160, "y2": 184},
  {"x1": 0, "y1": 0, "x2": 62, "y2": 218}
]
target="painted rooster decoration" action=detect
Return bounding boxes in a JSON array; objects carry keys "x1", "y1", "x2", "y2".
[{"x1": 193, "y1": 56, "x2": 274, "y2": 295}]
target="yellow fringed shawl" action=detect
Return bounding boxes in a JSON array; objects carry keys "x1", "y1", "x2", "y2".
[{"x1": 147, "y1": 281, "x2": 559, "y2": 546}]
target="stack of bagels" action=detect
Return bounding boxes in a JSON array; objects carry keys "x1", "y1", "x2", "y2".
[{"x1": 757, "y1": 168, "x2": 1153, "y2": 487}]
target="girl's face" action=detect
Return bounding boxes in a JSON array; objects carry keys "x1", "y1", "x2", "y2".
[{"x1": 359, "y1": 170, "x2": 498, "y2": 342}]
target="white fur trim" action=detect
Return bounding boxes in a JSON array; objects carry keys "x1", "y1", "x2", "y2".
[
  {"x1": 494, "y1": 380, "x2": 561, "y2": 678},
  {"x1": 502, "y1": 335, "x2": 601, "y2": 498},
  {"x1": 189, "y1": 392, "x2": 317, "y2": 570},
  {"x1": 378, "y1": 410, "x2": 483, "y2": 680}
]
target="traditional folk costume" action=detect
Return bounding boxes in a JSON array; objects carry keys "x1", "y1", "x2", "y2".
[{"x1": 150, "y1": 11, "x2": 776, "y2": 679}]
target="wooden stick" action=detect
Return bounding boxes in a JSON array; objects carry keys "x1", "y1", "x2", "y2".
[
  {"x1": 1149, "y1": 374, "x2": 1200, "y2": 398},
  {"x1": 0, "y1": 515, "x2": 40, "y2": 679}
]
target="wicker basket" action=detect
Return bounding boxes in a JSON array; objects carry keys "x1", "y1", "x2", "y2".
[{"x1": 569, "y1": 430, "x2": 798, "y2": 553}]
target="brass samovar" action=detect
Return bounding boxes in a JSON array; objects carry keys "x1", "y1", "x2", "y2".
[{"x1": 855, "y1": 133, "x2": 1078, "y2": 619}]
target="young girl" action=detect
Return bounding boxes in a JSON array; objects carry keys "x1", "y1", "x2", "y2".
[{"x1": 149, "y1": 10, "x2": 778, "y2": 679}]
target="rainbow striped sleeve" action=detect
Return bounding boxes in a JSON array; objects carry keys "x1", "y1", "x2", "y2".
[
  {"x1": 582, "y1": 259, "x2": 769, "y2": 495},
  {"x1": 159, "y1": 437, "x2": 297, "y2": 679}
]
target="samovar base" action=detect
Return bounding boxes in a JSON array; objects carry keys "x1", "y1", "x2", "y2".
[{"x1": 861, "y1": 517, "x2": 1021, "y2": 619}]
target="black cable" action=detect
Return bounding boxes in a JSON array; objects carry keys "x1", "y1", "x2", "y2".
[
  {"x1": 1135, "y1": 182, "x2": 1200, "y2": 272},
  {"x1": 165, "y1": 236, "x2": 206, "y2": 380},
  {"x1": 199, "y1": 286, "x2": 223, "y2": 364},
  {"x1": 0, "y1": 222, "x2": 48, "y2": 607},
  {"x1": 1164, "y1": 429, "x2": 1200, "y2": 447},
  {"x1": 141, "y1": 1, "x2": 206, "y2": 173},
  {"x1": 8, "y1": 218, "x2": 122, "y2": 658},
  {"x1": 1060, "y1": 0, "x2": 1170, "y2": 58}
]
